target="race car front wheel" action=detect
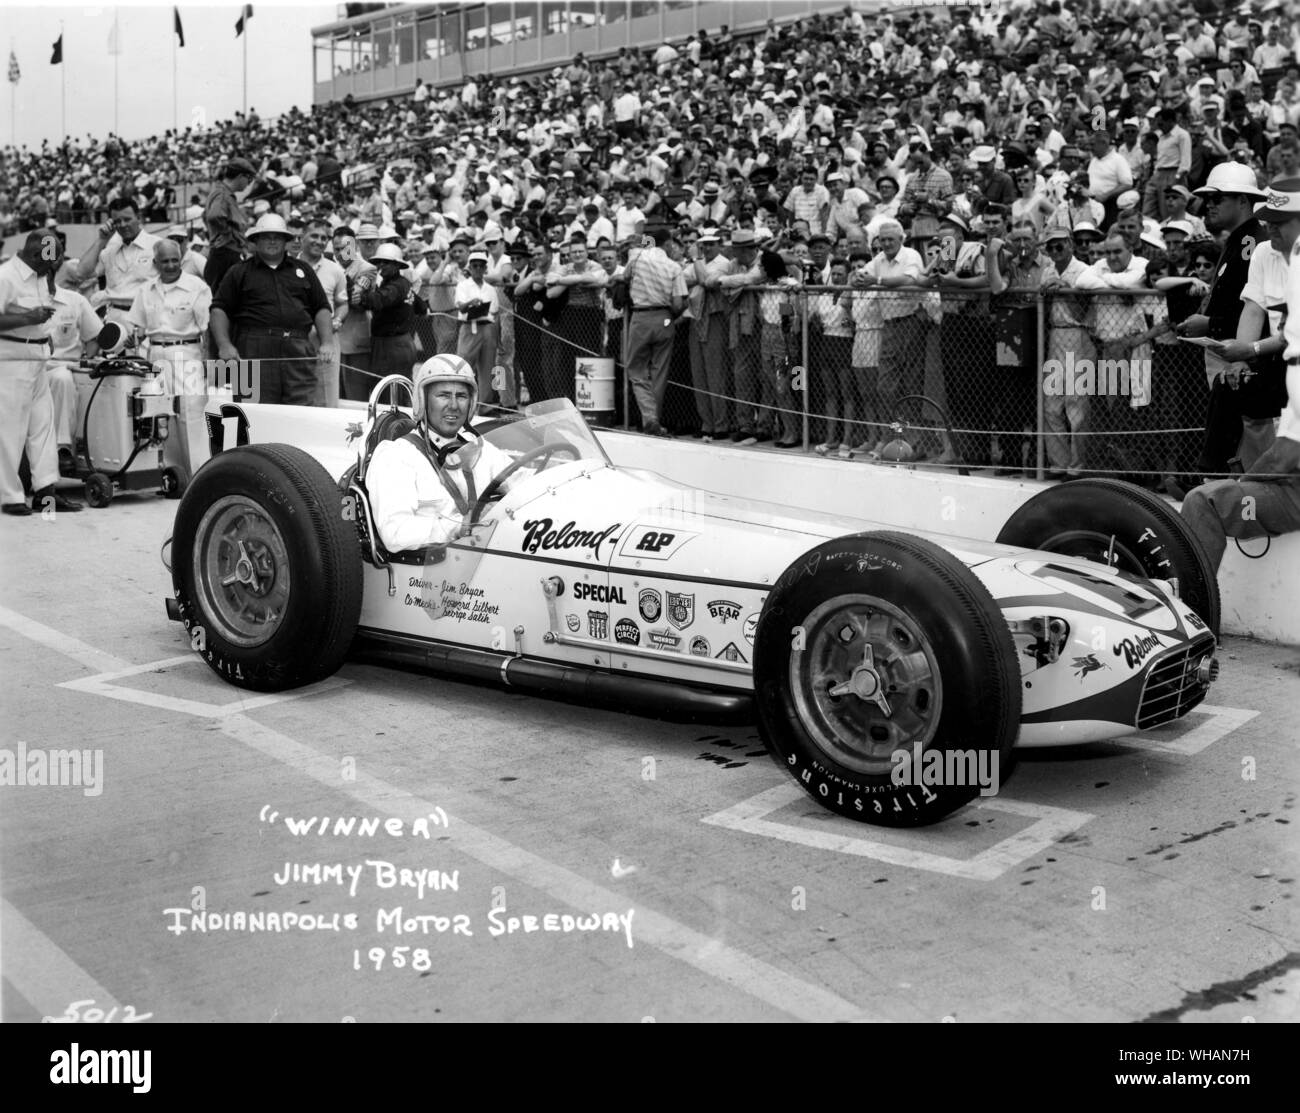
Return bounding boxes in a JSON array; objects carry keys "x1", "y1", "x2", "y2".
[
  {"x1": 754, "y1": 532, "x2": 1021, "y2": 828},
  {"x1": 171, "y1": 444, "x2": 362, "y2": 691},
  {"x1": 995, "y1": 478, "x2": 1220, "y2": 637}
]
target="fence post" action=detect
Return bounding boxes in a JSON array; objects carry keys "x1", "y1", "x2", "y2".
[
  {"x1": 800, "y1": 288, "x2": 809, "y2": 451},
  {"x1": 1036, "y1": 292, "x2": 1046, "y2": 481},
  {"x1": 622, "y1": 306, "x2": 631, "y2": 431}
]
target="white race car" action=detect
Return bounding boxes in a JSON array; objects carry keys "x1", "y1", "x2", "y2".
[{"x1": 166, "y1": 385, "x2": 1219, "y2": 827}]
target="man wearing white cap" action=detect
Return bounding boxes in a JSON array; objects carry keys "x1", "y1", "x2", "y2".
[
  {"x1": 455, "y1": 251, "x2": 500, "y2": 405},
  {"x1": 1181, "y1": 178, "x2": 1300, "y2": 568},
  {"x1": 1176, "y1": 162, "x2": 1271, "y2": 477},
  {"x1": 212, "y1": 214, "x2": 336, "y2": 407}
]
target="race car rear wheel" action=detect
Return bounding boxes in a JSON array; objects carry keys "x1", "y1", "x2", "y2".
[
  {"x1": 754, "y1": 532, "x2": 1020, "y2": 827},
  {"x1": 171, "y1": 443, "x2": 362, "y2": 691},
  {"x1": 995, "y1": 478, "x2": 1219, "y2": 637}
]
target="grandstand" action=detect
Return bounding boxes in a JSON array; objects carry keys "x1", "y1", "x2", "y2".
[{"x1": 311, "y1": 1, "x2": 946, "y2": 104}]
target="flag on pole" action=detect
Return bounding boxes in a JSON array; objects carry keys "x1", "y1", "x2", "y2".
[
  {"x1": 235, "y1": 5, "x2": 253, "y2": 37},
  {"x1": 50, "y1": 34, "x2": 63, "y2": 65},
  {"x1": 108, "y1": 15, "x2": 121, "y2": 55},
  {"x1": 174, "y1": 8, "x2": 185, "y2": 48},
  {"x1": 7, "y1": 50, "x2": 19, "y2": 84}
]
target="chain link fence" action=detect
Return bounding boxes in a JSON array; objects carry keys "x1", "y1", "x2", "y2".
[{"x1": 353, "y1": 280, "x2": 1234, "y2": 486}]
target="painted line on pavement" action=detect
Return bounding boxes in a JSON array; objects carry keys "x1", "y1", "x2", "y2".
[
  {"x1": 702, "y1": 784, "x2": 1093, "y2": 881},
  {"x1": 1113, "y1": 704, "x2": 1260, "y2": 756},
  {"x1": 1, "y1": 900, "x2": 123, "y2": 1021},
  {"x1": 1, "y1": 606, "x2": 879, "y2": 1023}
]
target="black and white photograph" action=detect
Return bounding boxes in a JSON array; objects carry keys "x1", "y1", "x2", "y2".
[{"x1": 1, "y1": 0, "x2": 1296, "y2": 1055}]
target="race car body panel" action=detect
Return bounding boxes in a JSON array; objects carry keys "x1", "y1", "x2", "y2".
[{"x1": 202, "y1": 398, "x2": 1216, "y2": 747}]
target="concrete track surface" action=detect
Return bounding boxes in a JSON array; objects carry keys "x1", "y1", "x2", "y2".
[{"x1": 2, "y1": 493, "x2": 1297, "y2": 1023}]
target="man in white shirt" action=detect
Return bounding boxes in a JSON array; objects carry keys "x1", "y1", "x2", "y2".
[
  {"x1": 1087, "y1": 129, "x2": 1135, "y2": 223},
  {"x1": 366, "y1": 355, "x2": 513, "y2": 554},
  {"x1": 128, "y1": 239, "x2": 213, "y2": 480},
  {"x1": 861, "y1": 220, "x2": 926, "y2": 452},
  {"x1": 73, "y1": 196, "x2": 162, "y2": 324},
  {"x1": 1181, "y1": 178, "x2": 1300, "y2": 569},
  {"x1": 46, "y1": 266, "x2": 103, "y2": 470},
  {"x1": 1040, "y1": 227, "x2": 1094, "y2": 476},
  {"x1": 298, "y1": 219, "x2": 348, "y2": 406},
  {"x1": 455, "y1": 251, "x2": 500, "y2": 406},
  {"x1": 0, "y1": 231, "x2": 82, "y2": 514}
]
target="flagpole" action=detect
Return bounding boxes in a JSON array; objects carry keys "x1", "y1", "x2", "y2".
[
  {"x1": 60, "y1": 21, "x2": 65, "y2": 142},
  {"x1": 172, "y1": 10, "x2": 177, "y2": 133},
  {"x1": 242, "y1": 14, "x2": 248, "y2": 116},
  {"x1": 113, "y1": 10, "x2": 119, "y2": 137}
]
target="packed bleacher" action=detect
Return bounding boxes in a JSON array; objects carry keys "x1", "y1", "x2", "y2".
[{"x1": 5, "y1": 0, "x2": 1300, "y2": 491}]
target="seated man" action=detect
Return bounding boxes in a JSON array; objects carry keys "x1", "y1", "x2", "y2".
[{"x1": 365, "y1": 354, "x2": 514, "y2": 553}]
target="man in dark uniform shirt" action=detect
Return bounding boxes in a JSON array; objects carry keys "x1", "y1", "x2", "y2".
[
  {"x1": 212, "y1": 214, "x2": 336, "y2": 406},
  {"x1": 357, "y1": 242, "x2": 417, "y2": 378},
  {"x1": 1175, "y1": 163, "x2": 1277, "y2": 478}
]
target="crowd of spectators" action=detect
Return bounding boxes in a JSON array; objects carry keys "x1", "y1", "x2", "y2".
[{"x1": 5, "y1": 0, "x2": 1300, "y2": 488}]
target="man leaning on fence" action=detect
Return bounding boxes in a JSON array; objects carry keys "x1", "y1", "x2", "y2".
[{"x1": 623, "y1": 227, "x2": 686, "y2": 437}]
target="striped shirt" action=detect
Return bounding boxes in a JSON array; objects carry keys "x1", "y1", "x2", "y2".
[{"x1": 626, "y1": 246, "x2": 686, "y2": 309}]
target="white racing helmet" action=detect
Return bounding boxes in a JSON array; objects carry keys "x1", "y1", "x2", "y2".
[{"x1": 412, "y1": 353, "x2": 478, "y2": 425}]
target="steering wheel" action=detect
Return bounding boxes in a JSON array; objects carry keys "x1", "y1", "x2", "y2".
[{"x1": 468, "y1": 441, "x2": 582, "y2": 525}]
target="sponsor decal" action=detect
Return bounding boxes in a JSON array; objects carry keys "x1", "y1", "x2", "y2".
[
  {"x1": 638, "y1": 588, "x2": 662, "y2": 622},
  {"x1": 666, "y1": 592, "x2": 695, "y2": 630},
  {"x1": 617, "y1": 527, "x2": 699, "y2": 561},
  {"x1": 742, "y1": 614, "x2": 758, "y2": 646},
  {"x1": 614, "y1": 618, "x2": 640, "y2": 645},
  {"x1": 707, "y1": 599, "x2": 741, "y2": 624},
  {"x1": 1185, "y1": 611, "x2": 1207, "y2": 632},
  {"x1": 648, "y1": 628, "x2": 682, "y2": 651},
  {"x1": 566, "y1": 613, "x2": 581, "y2": 633},
  {"x1": 689, "y1": 636, "x2": 710, "y2": 657},
  {"x1": 345, "y1": 420, "x2": 363, "y2": 444},
  {"x1": 715, "y1": 641, "x2": 747, "y2": 663},
  {"x1": 521, "y1": 518, "x2": 623, "y2": 560},
  {"x1": 572, "y1": 582, "x2": 626, "y2": 604},
  {"x1": 1113, "y1": 631, "x2": 1164, "y2": 669},
  {"x1": 1071, "y1": 654, "x2": 1109, "y2": 680},
  {"x1": 588, "y1": 610, "x2": 609, "y2": 639}
]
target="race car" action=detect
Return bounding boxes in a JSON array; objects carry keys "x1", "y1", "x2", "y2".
[{"x1": 165, "y1": 382, "x2": 1219, "y2": 827}]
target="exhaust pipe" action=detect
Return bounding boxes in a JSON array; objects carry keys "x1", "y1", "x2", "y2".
[{"x1": 351, "y1": 629, "x2": 753, "y2": 724}]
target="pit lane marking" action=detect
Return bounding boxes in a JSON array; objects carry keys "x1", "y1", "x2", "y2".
[
  {"x1": 1, "y1": 899, "x2": 123, "y2": 1020},
  {"x1": 1110, "y1": 705, "x2": 1260, "y2": 756},
  {"x1": 702, "y1": 785, "x2": 1094, "y2": 881},
  {"x1": 2, "y1": 608, "x2": 882, "y2": 1023},
  {"x1": 57, "y1": 655, "x2": 350, "y2": 718}
]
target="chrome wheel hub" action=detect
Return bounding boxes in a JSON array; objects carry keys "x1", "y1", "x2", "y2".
[
  {"x1": 789, "y1": 595, "x2": 943, "y2": 775},
  {"x1": 192, "y1": 496, "x2": 291, "y2": 648}
]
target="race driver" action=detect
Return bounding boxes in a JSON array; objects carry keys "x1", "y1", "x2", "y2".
[{"x1": 366, "y1": 354, "x2": 514, "y2": 553}]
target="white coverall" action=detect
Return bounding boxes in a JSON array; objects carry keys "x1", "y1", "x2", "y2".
[
  {"x1": 366, "y1": 430, "x2": 512, "y2": 552},
  {"x1": 0, "y1": 256, "x2": 58, "y2": 504}
]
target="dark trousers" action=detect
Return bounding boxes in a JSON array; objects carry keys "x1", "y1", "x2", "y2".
[
  {"x1": 515, "y1": 313, "x2": 547, "y2": 405},
  {"x1": 340, "y1": 350, "x2": 372, "y2": 402},
  {"x1": 236, "y1": 330, "x2": 322, "y2": 406},
  {"x1": 370, "y1": 333, "x2": 416, "y2": 379},
  {"x1": 204, "y1": 246, "x2": 242, "y2": 294}
]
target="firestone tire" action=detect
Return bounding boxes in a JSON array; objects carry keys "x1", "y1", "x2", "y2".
[
  {"x1": 754, "y1": 532, "x2": 1021, "y2": 828},
  {"x1": 995, "y1": 478, "x2": 1220, "y2": 638},
  {"x1": 171, "y1": 443, "x2": 363, "y2": 692}
]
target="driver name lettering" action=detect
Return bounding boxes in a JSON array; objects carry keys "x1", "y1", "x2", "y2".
[
  {"x1": 1113, "y1": 631, "x2": 1164, "y2": 668},
  {"x1": 521, "y1": 519, "x2": 622, "y2": 559},
  {"x1": 407, "y1": 579, "x2": 501, "y2": 623}
]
